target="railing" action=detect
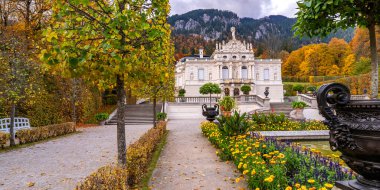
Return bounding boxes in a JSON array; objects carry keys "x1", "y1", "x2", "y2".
[
  {"x1": 233, "y1": 95, "x2": 257, "y2": 103},
  {"x1": 221, "y1": 79, "x2": 253, "y2": 84},
  {"x1": 298, "y1": 94, "x2": 318, "y2": 108},
  {"x1": 256, "y1": 95, "x2": 270, "y2": 108},
  {"x1": 175, "y1": 97, "x2": 220, "y2": 104},
  {"x1": 0, "y1": 117, "x2": 31, "y2": 133}
]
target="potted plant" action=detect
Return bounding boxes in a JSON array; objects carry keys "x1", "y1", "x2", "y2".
[
  {"x1": 178, "y1": 89, "x2": 186, "y2": 102},
  {"x1": 291, "y1": 101, "x2": 307, "y2": 119},
  {"x1": 241, "y1": 85, "x2": 251, "y2": 95},
  {"x1": 293, "y1": 84, "x2": 305, "y2": 94},
  {"x1": 199, "y1": 83, "x2": 222, "y2": 121},
  {"x1": 218, "y1": 96, "x2": 236, "y2": 117},
  {"x1": 94, "y1": 113, "x2": 110, "y2": 126}
]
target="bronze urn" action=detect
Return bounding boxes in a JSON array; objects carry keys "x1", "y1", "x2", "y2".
[
  {"x1": 202, "y1": 104, "x2": 219, "y2": 122},
  {"x1": 317, "y1": 83, "x2": 380, "y2": 189}
]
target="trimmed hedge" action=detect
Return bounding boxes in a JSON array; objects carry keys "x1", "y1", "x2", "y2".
[
  {"x1": 76, "y1": 121, "x2": 167, "y2": 189},
  {"x1": 127, "y1": 121, "x2": 166, "y2": 185},
  {"x1": 16, "y1": 122, "x2": 76, "y2": 144},
  {"x1": 0, "y1": 132, "x2": 9, "y2": 148},
  {"x1": 75, "y1": 165, "x2": 129, "y2": 190}
]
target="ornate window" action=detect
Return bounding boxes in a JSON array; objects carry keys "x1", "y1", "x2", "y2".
[
  {"x1": 264, "y1": 69, "x2": 270, "y2": 81},
  {"x1": 241, "y1": 66, "x2": 248, "y2": 79},
  {"x1": 222, "y1": 66, "x2": 229, "y2": 79},
  {"x1": 242, "y1": 55, "x2": 246, "y2": 59},
  {"x1": 198, "y1": 68, "x2": 204, "y2": 80},
  {"x1": 232, "y1": 55, "x2": 237, "y2": 59},
  {"x1": 223, "y1": 55, "x2": 227, "y2": 59}
]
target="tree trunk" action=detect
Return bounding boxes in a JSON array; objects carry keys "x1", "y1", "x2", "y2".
[
  {"x1": 162, "y1": 98, "x2": 166, "y2": 113},
  {"x1": 116, "y1": 75, "x2": 127, "y2": 166},
  {"x1": 369, "y1": 23, "x2": 379, "y2": 99},
  {"x1": 9, "y1": 103, "x2": 16, "y2": 146},
  {"x1": 153, "y1": 97, "x2": 157, "y2": 128}
]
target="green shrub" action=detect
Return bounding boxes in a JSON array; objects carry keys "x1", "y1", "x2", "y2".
[
  {"x1": 283, "y1": 84, "x2": 296, "y2": 96},
  {"x1": 156, "y1": 112, "x2": 167, "y2": 121},
  {"x1": 94, "y1": 113, "x2": 109, "y2": 122},
  {"x1": 251, "y1": 113, "x2": 287, "y2": 124},
  {"x1": 306, "y1": 86, "x2": 317, "y2": 92},
  {"x1": 292, "y1": 101, "x2": 308, "y2": 109},
  {"x1": 16, "y1": 122, "x2": 76, "y2": 144},
  {"x1": 216, "y1": 111, "x2": 251, "y2": 136},
  {"x1": 240, "y1": 85, "x2": 252, "y2": 95},
  {"x1": 178, "y1": 89, "x2": 186, "y2": 97},
  {"x1": 218, "y1": 96, "x2": 236, "y2": 111},
  {"x1": 293, "y1": 84, "x2": 305, "y2": 93},
  {"x1": 103, "y1": 94, "x2": 117, "y2": 105},
  {"x1": 75, "y1": 165, "x2": 129, "y2": 190},
  {"x1": 0, "y1": 132, "x2": 9, "y2": 148}
]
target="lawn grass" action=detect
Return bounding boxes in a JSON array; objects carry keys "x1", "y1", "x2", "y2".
[
  {"x1": 0, "y1": 131, "x2": 81, "y2": 153},
  {"x1": 135, "y1": 130, "x2": 169, "y2": 190}
]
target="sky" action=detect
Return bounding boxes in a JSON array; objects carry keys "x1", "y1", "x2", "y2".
[{"x1": 170, "y1": 0, "x2": 299, "y2": 19}]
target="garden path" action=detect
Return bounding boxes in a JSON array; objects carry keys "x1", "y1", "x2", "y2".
[
  {"x1": 0, "y1": 124, "x2": 152, "y2": 190},
  {"x1": 150, "y1": 104, "x2": 247, "y2": 189}
]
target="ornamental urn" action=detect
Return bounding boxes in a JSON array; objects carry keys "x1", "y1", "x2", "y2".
[{"x1": 317, "y1": 83, "x2": 380, "y2": 189}]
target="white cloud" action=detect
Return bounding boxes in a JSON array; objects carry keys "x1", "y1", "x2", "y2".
[{"x1": 170, "y1": 0, "x2": 298, "y2": 18}]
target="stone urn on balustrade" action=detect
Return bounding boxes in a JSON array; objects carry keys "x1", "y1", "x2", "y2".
[{"x1": 317, "y1": 83, "x2": 380, "y2": 190}]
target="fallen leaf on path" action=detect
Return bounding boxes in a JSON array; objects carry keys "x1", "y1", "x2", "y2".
[{"x1": 27, "y1": 182, "x2": 35, "y2": 187}]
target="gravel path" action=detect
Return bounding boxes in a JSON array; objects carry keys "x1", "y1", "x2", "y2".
[
  {"x1": 150, "y1": 105, "x2": 247, "y2": 190},
  {"x1": 0, "y1": 124, "x2": 152, "y2": 190}
]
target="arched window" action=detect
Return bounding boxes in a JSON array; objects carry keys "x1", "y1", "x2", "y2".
[
  {"x1": 242, "y1": 56, "x2": 246, "y2": 59},
  {"x1": 274, "y1": 73, "x2": 278, "y2": 80},
  {"x1": 222, "y1": 66, "x2": 229, "y2": 79},
  {"x1": 209, "y1": 73, "x2": 212, "y2": 81},
  {"x1": 241, "y1": 66, "x2": 248, "y2": 79},
  {"x1": 190, "y1": 72, "x2": 194, "y2": 80},
  {"x1": 223, "y1": 56, "x2": 227, "y2": 59},
  {"x1": 232, "y1": 55, "x2": 237, "y2": 59}
]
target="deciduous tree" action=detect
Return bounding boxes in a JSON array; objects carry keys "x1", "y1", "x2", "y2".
[
  {"x1": 41, "y1": 0, "x2": 171, "y2": 166},
  {"x1": 294, "y1": 0, "x2": 380, "y2": 98}
]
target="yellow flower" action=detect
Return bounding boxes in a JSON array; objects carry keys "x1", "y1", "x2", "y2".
[
  {"x1": 251, "y1": 169, "x2": 256, "y2": 175},
  {"x1": 308, "y1": 179, "x2": 315, "y2": 184},
  {"x1": 262, "y1": 144, "x2": 267, "y2": 148},
  {"x1": 216, "y1": 151, "x2": 219, "y2": 155},
  {"x1": 255, "y1": 188, "x2": 260, "y2": 190},
  {"x1": 243, "y1": 170, "x2": 249, "y2": 175},
  {"x1": 285, "y1": 186, "x2": 292, "y2": 190},
  {"x1": 295, "y1": 183, "x2": 300, "y2": 188},
  {"x1": 319, "y1": 188, "x2": 327, "y2": 190},
  {"x1": 278, "y1": 153, "x2": 285, "y2": 158},
  {"x1": 235, "y1": 177, "x2": 241, "y2": 183},
  {"x1": 324, "y1": 183, "x2": 333, "y2": 189},
  {"x1": 243, "y1": 164, "x2": 247, "y2": 169},
  {"x1": 264, "y1": 175, "x2": 274, "y2": 183},
  {"x1": 238, "y1": 162, "x2": 243, "y2": 169}
]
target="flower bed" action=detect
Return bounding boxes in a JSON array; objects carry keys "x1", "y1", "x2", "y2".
[
  {"x1": 251, "y1": 113, "x2": 328, "y2": 131},
  {"x1": 16, "y1": 122, "x2": 76, "y2": 144},
  {"x1": 201, "y1": 122, "x2": 354, "y2": 190},
  {"x1": 76, "y1": 122, "x2": 167, "y2": 189}
]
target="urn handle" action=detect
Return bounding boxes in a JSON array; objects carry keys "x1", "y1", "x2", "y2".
[
  {"x1": 202, "y1": 104, "x2": 207, "y2": 112},
  {"x1": 214, "y1": 104, "x2": 219, "y2": 114}
]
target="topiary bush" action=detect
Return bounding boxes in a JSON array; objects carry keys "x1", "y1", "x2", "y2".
[
  {"x1": 178, "y1": 89, "x2": 186, "y2": 97},
  {"x1": 240, "y1": 85, "x2": 252, "y2": 95},
  {"x1": 293, "y1": 84, "x2": 305, "y2": 93}
]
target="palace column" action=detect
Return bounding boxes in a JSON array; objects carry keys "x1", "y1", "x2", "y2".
[{"x1": 229, "y1": 64, "x2": 232, "y2": 79}]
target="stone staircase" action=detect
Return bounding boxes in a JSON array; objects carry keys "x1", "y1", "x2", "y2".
[
  {"x1": 259, "y1": 102, "x2": 293, "y2": 116},
  {"x1": 105, "y1": 103, "x2": 162, "y2": 125}
]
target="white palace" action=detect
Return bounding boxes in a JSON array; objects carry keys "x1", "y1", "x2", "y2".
[{"x1": 175, "y1": 27, "x2": 284, "y2": 102}]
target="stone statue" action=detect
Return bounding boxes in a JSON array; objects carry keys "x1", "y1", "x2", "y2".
[{"x1": 231, "y1": 27, "x2": 236, "y2": 40}]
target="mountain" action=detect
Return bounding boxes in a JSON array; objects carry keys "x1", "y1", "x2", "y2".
[{"x1": 169, "y1": 9, "x2": 354, "y2": 59}]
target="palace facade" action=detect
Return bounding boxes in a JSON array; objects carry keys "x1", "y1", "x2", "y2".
[{"x1": 175, "y1": 27, "x2": 284, "y2": 102}]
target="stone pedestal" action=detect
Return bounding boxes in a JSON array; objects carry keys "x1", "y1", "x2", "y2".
[{"x1": 335, "y1": 180, "x2": 380, "y2": 190}]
